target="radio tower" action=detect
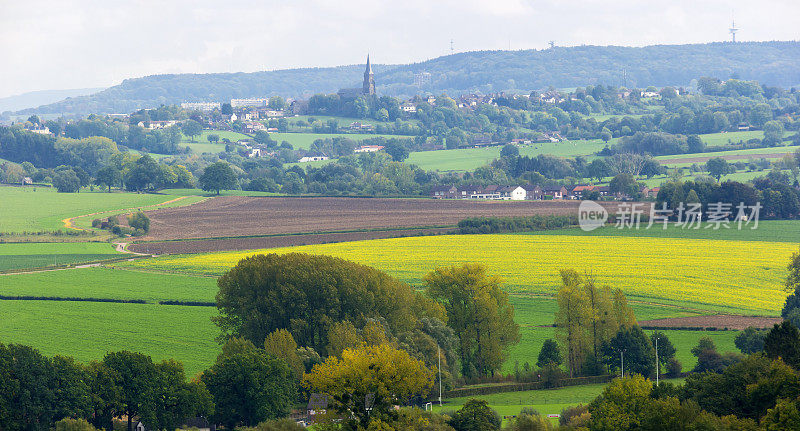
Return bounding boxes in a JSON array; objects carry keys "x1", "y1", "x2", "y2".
[
  {"x1": 729, "y1": 14, "x2": 739, "y2": 43},
  {"x1": 450, "y1": 39, "x2": 454, "y2": 54}
]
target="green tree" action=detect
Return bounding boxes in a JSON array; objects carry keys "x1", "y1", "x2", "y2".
[
  {"x1": 649, "y1": 331, "x2": 676, "y2": 365},
  {"x1": 53, "y1": 169, "x2": 81, "y2": 192},
  {"x1": 600, "y1": 325, "x2": 655, "y2": 377},
  {"x1": 207, "y1": 134, "x2": 220, "y2": 144},
  {"x1": 263, "y1": 329, "x2": 304, "y2": 380},
  {"x1": 600, "y1": 127, "x2": 613, "y2": 143},
  {"x1": 221, "y1": 103, "x2": 233, "y2": 116},
  {"x1": 588, "y1": 375, "x2": 652, "y2": 430},
  {"x1": 765, "y1": 321, "x2": 800, "y2": 369},
  {"x1": 764, "y1": 120, "x2": 785, "y2": 146},
  {"x1": 587, "y1": 159, "x2": 610, "y2": 182},
  {"x1": 102, "y1": 351, "x2": 158, "y2": 431},
  {"x1": 202, "y1": 339, "x2": 295, "y2": 429},
  {"x1": 125, "y1": 155, "x2": 165, "y2": 191},
  {"x1": 536, "y1": 339, "x2": 562, "y2": 368},
  {"x1": 214, "y1": 253, "x2": 443, "y2": 353},
  {"x1": 448, "y1": 399, "x2": 501, "y2": 431},
  {"x1": 127, "y1": 212, "x2": 150, "y2": 233},
  {"x1": 735, "y1": 327, "x2": 767, "y2": 354},
  {"x1": 425, "y1": 264, "x2": 520, "y2": 378},
  {"x1": 762, "y1": 397, "x2": 800, "y2": 430},
  {"x1": 304, "y1": 344, "x2": 433, "y2": 430},
  {"x1": 705, "y1": 157, "x2": 730, "y2": 181},
  {"x1": 609, "y1": 173, "x2": 640, "y2": 198},
  {"x1": 181, "y1": 120, "x2": 203, "y2": 142},
  {"x1": 199, "y1": 161, "x2": 237, "y2": 195},
  {"x1": 500, "y1": 144, "x2": 519, "y2": 159},
  {"x1": 95, "y1": 165, "x2": 121, "y2": 192}
]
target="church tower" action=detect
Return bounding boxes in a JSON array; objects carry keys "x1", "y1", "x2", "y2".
[{"x1": 362, "y1": 54, "x2": 376, "y2": 95}]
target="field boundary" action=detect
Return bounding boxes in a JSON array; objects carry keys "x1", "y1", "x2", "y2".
[
  {"x1": 0, "y1": 254, "x2": 151, "y2": 275},
  {"x1": 62, "y1": 194, "x2": 208, "y2": 232},
  {"x1": 441, "y1": 375, "x2": 613, "y2": 399}
]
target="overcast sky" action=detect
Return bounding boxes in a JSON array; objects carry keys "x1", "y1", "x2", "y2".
[{"x1": 1, "y1": 0, "x2": 799, "y2": 98}]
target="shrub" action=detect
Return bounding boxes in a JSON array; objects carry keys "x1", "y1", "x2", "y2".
[
  {"x1": 127, "y1": 211, "x2": 150, "y2": 233},
  {"x1": 55, "y1": 418, "x2": 97, "y2": 431},
  {"x1": 236, "y1": 418, "x2": 304, "y2": 431},
  {"x1": 91, "y1": 219, "x2": 102, "y2": 228},
  {"x1": 559, "y1": 404, "x2": 589, "y2": 427},
  {"x1": 666, "y1": 358, "x2": 682, "y2": 377}
]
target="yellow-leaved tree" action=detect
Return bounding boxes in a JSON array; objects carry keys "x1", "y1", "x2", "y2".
[{"x1": 304, "y1": 343, "x2": 434, "y2": 429}]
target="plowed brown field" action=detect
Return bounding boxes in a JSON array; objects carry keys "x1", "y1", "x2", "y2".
[{"x1": 139, "y1": 196, "x2": 616, "y2": 241}]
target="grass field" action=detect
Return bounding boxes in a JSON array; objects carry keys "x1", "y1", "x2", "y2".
[
  {"x1": 0, "y1": 300, "x2": 218, "y2": 376},
  {"x1": 0, "y1": 243, "x2": 121, "y2": 271},
  {"x1": 0, "y1": 186, "x2": 202, "y2": 234},
  {"x1": 407, "y1": 139, "x2": 612, "y2": 172},
  {"x1": 698, "y1": 131, "x2": 764, "y2": 147},
  {"x1": 0, "y1": 267, "x2": 217, "y2": 302},
  {"x1": 122, "y1": 234, "x2": 794, "y2": 315}
]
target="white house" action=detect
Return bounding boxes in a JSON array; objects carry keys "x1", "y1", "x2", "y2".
[
  {"x1": 249, "y1": 148, "x2": 262, "y2": 158},
  {"x1": 354, "y1": 145, "x2": 384, "y2": 153},
  {"x1": 499, "y1": 186, "x2": 527, "y2": 200},
  {"x1": 298, "y1": 156, "x2": 329, "y2": 163},
  {"x1": 180, "y1": 102, "x2": 221, "y2": 111}
]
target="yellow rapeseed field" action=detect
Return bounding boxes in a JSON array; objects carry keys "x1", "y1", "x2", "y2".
[{"x1": 129, "y1": 235, "x2": 796, "y2": 314}]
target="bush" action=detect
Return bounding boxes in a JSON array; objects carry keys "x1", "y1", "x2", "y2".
[
  {"x1": 55, "y1": 418, "x2": 97, "y2": 431},
  {"x1": 457, "y1": 215, "x2": 575, "y2": 234},
  {"x1": 559, "y1": 404, "x2": 589, "y2": 427},
  {"x1": 236, "y1": 418, "x2": 304, "y2": 431},
  {"x1": 666, "y1": 358, "x2": 682, "y2": 377},
  {"x1": 506, "y1": 407, "x2": 553, "y2": 430},
  {"x1": 127, "y1": 211, "x2": 150, "y2": 233},
  {"x1": 91, "y1": 218, "x2": 102, "y2": 228}
]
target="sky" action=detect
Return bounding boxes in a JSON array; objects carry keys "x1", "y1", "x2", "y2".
[{"x1": 1, "y1": 0, "x2": 799, "y2": 99}]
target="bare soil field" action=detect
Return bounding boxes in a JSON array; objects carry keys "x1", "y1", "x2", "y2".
[
  {"x1": 138, "y1": 196, "x2": 618, "y2": 241},
  {"x1": 128, "y1": 227, "x2": 453, "y2": 254},
  {"x1": 639, "y1": 314, "x2": 781, "y2": 330}
]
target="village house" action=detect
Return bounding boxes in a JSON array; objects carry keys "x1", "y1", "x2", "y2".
[
  {"x1": 498, "y1": 185, "x2": 526, "y2": 200},
  {"x1": 430, "y1": 185, "x2": 458, "y2": 199},
  {"x1": 570, "y1": 185, "x2": 597, "y2": 199},
  {"x1": 523, "y1": 184, "x2": 543, "y2": 200},
  {"x1": 543, "y1": 185, "x2": 569, "y2": 200},
  {"x1": 354, "y1": 145, "x2": 384, "y2": 153},
  {"x1": 298, "y1": 156, "x2": 329, "y2": 163}
]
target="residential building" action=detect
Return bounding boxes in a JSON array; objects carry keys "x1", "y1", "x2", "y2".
[
  {"x1": 354, "y1": 145, "x2": 384, "y2": 153},
  {"x1": 298, "y1": 156, "x2": 329, "y2": 163},
  {"x1": 230, "y1": 98, "x2": 268, "y2": 108},
  {"x1": 180, "y1": 102, "x2": 221, "y2": 111}
]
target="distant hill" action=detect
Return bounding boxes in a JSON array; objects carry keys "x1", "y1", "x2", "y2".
[
  {"x1": 19, "y1": 41, "x2": 800, "y2": 116},
  {"x1": 0, "y1": 88, "x2": 103, "y2": 114}
]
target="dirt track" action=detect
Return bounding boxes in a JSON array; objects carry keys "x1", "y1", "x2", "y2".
[
  {"x1": 639, "y1": 314, "x2": 781, "y2": 330},
  {"x1": 139, "y1": 196, "x2": 619, "y2": 241}
]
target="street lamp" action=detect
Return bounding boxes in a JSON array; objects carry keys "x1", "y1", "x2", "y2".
[{"x1": 655, "y1": 337, "x2": 660, "y2": 386}]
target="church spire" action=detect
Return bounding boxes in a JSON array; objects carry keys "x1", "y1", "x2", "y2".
[{"x1": 362, "y1": 54, "x2": 376, "y2": 95}]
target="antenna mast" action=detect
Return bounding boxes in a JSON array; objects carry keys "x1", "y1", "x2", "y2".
[
  {"x1": 729, "y1": 12, "x2": 738, "y2": 43},
  {"x1": 450, "y1": 39, "x2": 454, "y2": 54}
]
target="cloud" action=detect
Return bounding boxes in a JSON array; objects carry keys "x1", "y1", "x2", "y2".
[{"x1": 0, "y1": 0, "x2": 797, "y2": 98}]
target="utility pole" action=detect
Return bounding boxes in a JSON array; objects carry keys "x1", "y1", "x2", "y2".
[
  {"x1": 438, "y1": 344, "x2": 442, "y2": 407},
  {"x1": 620, "y1": 349, "x2": 625, "y2": 378},
  {"x1": 655, "y1": 337, "x2": 659, "y2": 385}
]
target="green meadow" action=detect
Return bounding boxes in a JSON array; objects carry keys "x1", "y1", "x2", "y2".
[
  {"x1": 0, "y1": 243, "x2": 121, "y2": 271},
  {"x1": 0, "y1": 186, "x2": 196, "y2": 234}
]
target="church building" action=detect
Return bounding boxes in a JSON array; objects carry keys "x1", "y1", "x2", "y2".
[{"x1": 338, "y1": 55, "x2": 376, "y2": 98}]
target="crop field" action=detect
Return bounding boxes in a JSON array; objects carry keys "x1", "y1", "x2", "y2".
[
  {"x1": 407, "y1": 139, "x2": 612, "y2": 172},
  {"x1": 136, "y1": 196, "x2": 618, "y2": 241},
  {"x1": 0, "y1": 186, "x2": 198, "y2": 234},
  {"x1": 120, "y1": 234, "x2": 794, "y2": 315},
  {"x1": 0, "y1": 242, "x2": 121, "y2": 271},
  {"x1": 526, "y1": 220, "x2": 800, "y2": 243},
  {"x1": 0, "y1": 267, "x2": 217, "y2": 302},
  {"x1": 0, "y1": 300, "x2": 218, "y2": 376}
]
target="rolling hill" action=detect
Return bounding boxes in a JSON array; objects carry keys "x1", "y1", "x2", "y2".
[{"x1": 18, "y1": 41, "x2": 800, "y2": 116}]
